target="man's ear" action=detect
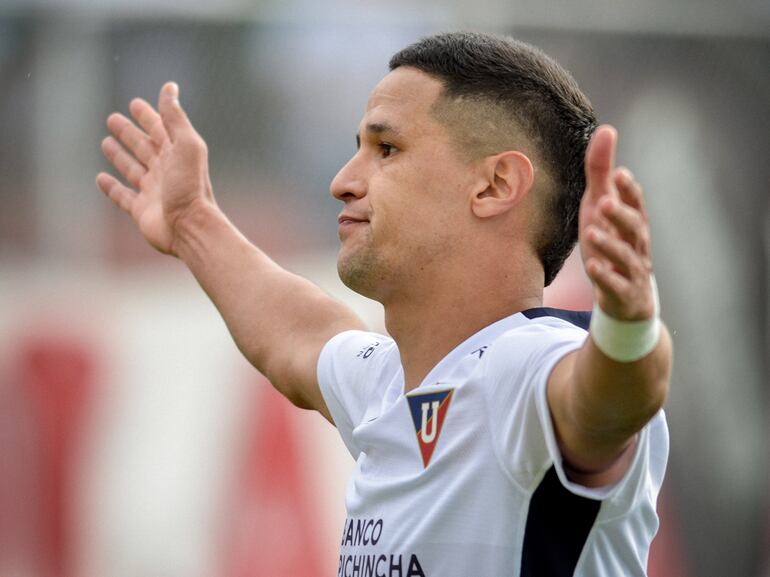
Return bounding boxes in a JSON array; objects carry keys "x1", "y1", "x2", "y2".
[{"x1": 471, "y1": 151, "x2": 534, "y2": 218}]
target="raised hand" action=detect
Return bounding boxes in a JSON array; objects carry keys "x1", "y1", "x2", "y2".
[
  {"x1": 96, "y1": 82, "x2": 217, "y2": 256},
  {"x1": 579, "y1": 125, "x2": 655, "y2": 321}
]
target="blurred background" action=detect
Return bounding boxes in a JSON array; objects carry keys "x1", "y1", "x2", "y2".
[{"x1": 0, "y1": 0, "x2": 768, "y2": 576}]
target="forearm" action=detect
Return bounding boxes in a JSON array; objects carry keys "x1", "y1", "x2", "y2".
[
  {"x1": 562, "y1": 325, "x2": 672, "y2": 469},
  {"x1": 174, "y1": 202, "x2": 365, "y2": 400}
]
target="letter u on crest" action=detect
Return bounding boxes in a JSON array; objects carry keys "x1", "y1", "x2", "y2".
[{"x1": 419, "y1": 401, "x2": 440, "y2": 443}]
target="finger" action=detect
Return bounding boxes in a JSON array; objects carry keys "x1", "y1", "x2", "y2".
[
  {"x1": 585, "y1": 256, "x2": 632, "y2": 298},
  {"x1": 587, "y1": 209, "x2": 619, "y2": 238},
  {"x1": 101, "y1": 136, "x2": 146, "y2": 188},
  {"x1": 129, "y1": 98, "x2": 167, "y2": 147},
  {"x1": 96, "y1": 172, "x2": 137, "y2": 214},
  {"x1": 585, "y1": 225, "x2": 648, "y2": 278},
  {"x1": 599, "y1": 196, "x2": 649, "y2": 254},
  {"x1": 584, "y1": 124, "x2": 617, "y2": 200},
  {"x1": 158, "y1": 82, "x2": 194, "y2": 143},
  {"x1": 614, "y1": 168, "x2": 649, "y2": 221},
  {"x1": 106, "y1": 112, "x2": 157, "y2": 166}
]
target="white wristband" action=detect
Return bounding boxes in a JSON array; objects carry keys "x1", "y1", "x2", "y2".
[{"x1": 589, "y1": 276, "x2": 661, "y2": 362}]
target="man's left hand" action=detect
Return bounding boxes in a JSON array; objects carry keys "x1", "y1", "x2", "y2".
[{"x1": 579, "y1": 125, "x2": 655, "y2": 321}]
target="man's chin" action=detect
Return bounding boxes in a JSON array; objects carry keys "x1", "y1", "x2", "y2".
[{"x1": 337, "y1": 253, "x2": 384, "y2": 301}]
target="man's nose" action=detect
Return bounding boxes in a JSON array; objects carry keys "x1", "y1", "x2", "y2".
[{"x1": 330, "y1": 153, "x2": 367, "y2": 201}]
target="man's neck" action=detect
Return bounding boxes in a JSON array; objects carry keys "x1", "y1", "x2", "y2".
[{"x1": 383, "y1": 277, "x2": 542, "y2": 393}]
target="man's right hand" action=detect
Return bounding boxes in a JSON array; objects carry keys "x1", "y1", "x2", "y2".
[
  {"x1": 97, "y1": 82, "x2": 216, "y2": 257},
  {"x1": 96, "y1": 82, "x2": 366, "y2": 421}
]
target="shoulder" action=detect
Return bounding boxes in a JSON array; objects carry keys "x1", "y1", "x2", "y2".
[
  {"x1": 321, "y1": 329, "x2": 397, "y2": 368},
  {"x1": 491, "y1": 309, "x2": 588, "y2": 358},
  {"x1": 315, "y1": 331, "x2": 397, "y2": 458},
  {"x1": 477, "y1": 310, "x2": 591, "y2": 488},
  {"x1": 318, "y1": 329, "x2": 399, "y2": 390},
  {"x1": 481, "y1": 309, "x2": 588, "y2": 388}
]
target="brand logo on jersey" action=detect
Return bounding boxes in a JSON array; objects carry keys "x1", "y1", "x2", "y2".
[
  {"x1": 406, "y1": 389, "x2": 454, "y2": 468},
  {"x1": 471, "y1": 345, "x2": 488, "y2": 359},
  {"x1": 357, "y1": 341, "x2": 380, "y2": 359}
]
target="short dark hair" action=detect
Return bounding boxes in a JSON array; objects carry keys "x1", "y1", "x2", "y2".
[{"x1": 389, "y1": 32, "x2": 597, "y2": 286}]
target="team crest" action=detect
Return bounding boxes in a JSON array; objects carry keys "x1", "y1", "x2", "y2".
[{"x1": 406, "y1": 389, "x2": 454, "y2": 468}]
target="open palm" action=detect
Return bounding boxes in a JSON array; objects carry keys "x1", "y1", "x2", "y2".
[{"x1": 96, "y1": 82, "x2": 215, "y2": 256}]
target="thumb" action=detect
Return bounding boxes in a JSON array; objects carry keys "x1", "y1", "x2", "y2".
[
  {"x1": 584, "y1": 124, "x2": 617, "y2": 198},
  {"x1": 158, "y1": 82, "x2": 190, "y2": 142}
]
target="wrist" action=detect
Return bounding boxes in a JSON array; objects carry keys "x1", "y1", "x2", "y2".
[
  {"x1": 589, "y1": 275, "x2": 661, "y2": 362},
  {"x1": 170, "y1": 199, "x2": 229, "y2": 261}
]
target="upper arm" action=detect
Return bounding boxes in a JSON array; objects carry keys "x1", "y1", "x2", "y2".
[
  {"x1": 262, "y1": 311, "x2": 366, "y2": 424},
  {"x1": 277, "y1": 333, "x2": 337, "y2": 423}
]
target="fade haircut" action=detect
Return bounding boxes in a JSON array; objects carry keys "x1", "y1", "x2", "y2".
[{"x1": 389, "y1": 32, "x2": 597, "y2": 286}]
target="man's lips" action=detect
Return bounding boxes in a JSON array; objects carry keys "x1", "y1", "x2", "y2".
[
  {"x1": 337, "y1": 214, "x2": 369, "y2": 227},
  {"x1": 337, "y1": 214, "x2": 369, "y2": 225},
  {"x1": 337, "y1": 214, "x2": 369, "y2": 238}
]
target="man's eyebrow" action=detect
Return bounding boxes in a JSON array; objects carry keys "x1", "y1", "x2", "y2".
[
  {"x1": 367, "y1": 122, "x2": 401, "y2": 136},
  {"x1": 355, "y1": 122, "x2": 402, "y2": 148}
]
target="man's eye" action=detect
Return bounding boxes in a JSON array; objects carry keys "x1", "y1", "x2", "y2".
[{"x1": 379, "y1": 143, "x2": 396, "y2": 158}]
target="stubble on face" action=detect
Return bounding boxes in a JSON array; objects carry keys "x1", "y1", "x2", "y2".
[{"x1": 336, "y1": 225, "x2": 388, "y2": 298}]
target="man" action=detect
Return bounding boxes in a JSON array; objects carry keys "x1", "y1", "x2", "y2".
[{"x1": 97, "y1": 32, "x2": 671, "y2": 576}]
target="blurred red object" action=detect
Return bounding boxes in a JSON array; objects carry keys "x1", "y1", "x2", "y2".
[
  {"x1": 222, "y1": 378, "x2": 324, "y2": 577},
  {"x1": 1, "y1": 332, "x2": 96, "y2": 577}
]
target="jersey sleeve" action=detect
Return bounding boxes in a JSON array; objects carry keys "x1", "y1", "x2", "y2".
[
  {"x1": 317, "y1": 329, "x2": 394, "y2": 459},
  {"x1": 484, "y1": 319, "x2": 669, "y2": 514}
]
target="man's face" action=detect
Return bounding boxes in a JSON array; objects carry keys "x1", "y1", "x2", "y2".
[{"x1": 330, "y1": 67, "x2": 479, "y2": 302}]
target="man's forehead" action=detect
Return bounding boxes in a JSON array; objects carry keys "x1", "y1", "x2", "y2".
[{"x1": 362, "y1": 67, "x2": 444, "y2": 126}]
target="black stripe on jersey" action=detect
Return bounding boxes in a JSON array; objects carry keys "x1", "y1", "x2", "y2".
[
  {"x1": 520, "y1": 466, "x2": 601, "y2": 576},
  {"x1": 521, "y1": 307, "x2": 591, "y2": 331}
]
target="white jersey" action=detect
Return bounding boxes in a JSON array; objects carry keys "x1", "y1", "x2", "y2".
[{"x1": 318, "y1": 308, "x2": 668, "y2": 577}]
